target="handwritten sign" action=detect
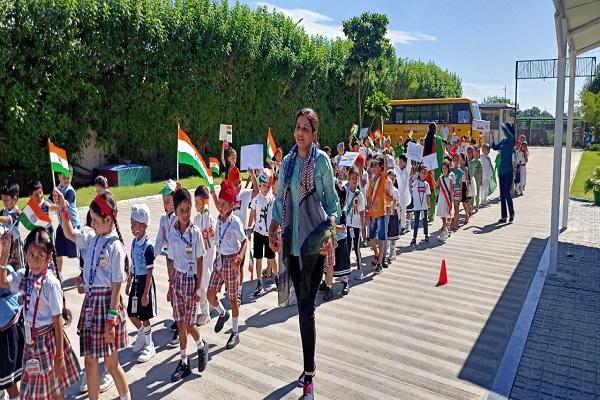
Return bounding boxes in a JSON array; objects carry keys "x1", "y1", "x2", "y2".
[
  {"x1": 472, "y1": 119, "x2": 491, "y2": 134},
  {"x1": 219, "y1": 124, "x2": 233, "y2": 142},
  {"x1": 240, "y1": 144, "x2": 263, "y2": 171},
  {"x1": 406, "y1": 142, "x2": 423, "y2": 162},
  {"x1": 338, "y1": 152, "x2": 360, "y2": 167},
  {"x1": 422, "y1": 153, "x2": 438, "y2": 171}
]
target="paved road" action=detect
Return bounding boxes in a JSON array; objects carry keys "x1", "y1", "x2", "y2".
[{"x1": 48, "y1": 147, "x2": 578, "y2": 399}]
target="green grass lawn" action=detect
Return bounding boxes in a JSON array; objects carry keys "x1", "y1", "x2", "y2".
[
  {"x1": 17, "y1": 174, "x2": 240, "y2": 210},
  {"x1": 570, "y1": 150, "x2": 600, "y2": 201}
]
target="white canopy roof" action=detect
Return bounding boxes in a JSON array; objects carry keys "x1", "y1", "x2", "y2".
[{"x1": 555, "y1": 0, "x2": 600, "y2": 55}]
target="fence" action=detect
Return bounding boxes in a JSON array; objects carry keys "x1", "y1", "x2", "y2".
[{"x1": 516, "y1": 118, "x2": 586, "y2": 147}]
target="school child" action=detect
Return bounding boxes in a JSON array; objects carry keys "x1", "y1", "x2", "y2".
[
  {"x1": 436, "y1": 160, "x2": 454, "y2": 241},
  {"x1": 366, "y1": 155, "x2": 393, "y2": 274},
  {"x1": 221, "y1": 142, "x2": 238, "y2": 180},
  {"x1": 516, "y1": 142, "x2": 528, "y2": 195},
  {"x1": 207, "y1": 181, "x2": 248, "y2": 350},
  {"x1": 155, "y1": 180, "x2": 180, "y2": 346},
  {"x1": 394, "y1": 155, "x2": 412, "y2": 235},
  {"x1": 167, "y1": 189, "x2": 209, "y2": 382},
  {"x1": 247, "y1": 169, "x2": 276, "y2": 297},
  {"x1": 0, "y1": 183, "x2": 23, "y2": 270},
  {"x1": 0, "y1": 228, "x2": 80, "y2": 400},
  {"x1": 344, "y1": 167, "x2": 365, "y2": 279},
  {"x1": 127, "y1": 204, "x2": 157, "y2": 363},
  {"x1": 94, "y1": 176, "x2": 109, "y2": 195},
  {"x1": 28, "y1": 181, "x2": 57, "y2": 234},
  {"x1": 460, "y1": 153, "x2": 472, "y2": 223},
  {"x1": 410, "y1": 166, "x2": 431, "y2": 246},
  {"x1": 480, "y1": 143, "x2": 494, "y2": 206},
  {"x1": 268, "y1": 148, "x2": 283, "y2": 177},
  {"x1": 468, "y1": 146, "x2": 483, "y2": 211},
  {"x1": 193, "y1": 186, "x2": 216, "y2": 327},
  {"x1": 53, "y1": 167, "x2": 80, "y2": 280},
  {"x1": 450, "y1": 154, "x2": 464, "y2": 230},
  {"x1": 333, "y1": 182, "x2": 351, "y2": 295},
  {"x1": 386, "y1": 170, "x2": 401, "y2": 261},
  {"x1": 0, "y1": 239, "x2": 23, "y2": 400},
  {"x1": 54, "y1": 190, "x2": 131, "y2": 400}
]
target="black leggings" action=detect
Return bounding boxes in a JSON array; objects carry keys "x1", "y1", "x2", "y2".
[
  {"x1": 288, "y1": 254, "x2": 325, "y2": 373},
  {"x1": 346, "y1": 227, "x2": 361, "y2": 267}
]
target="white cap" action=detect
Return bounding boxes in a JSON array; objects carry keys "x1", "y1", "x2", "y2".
[
  {"x1": 131, "y1": 204, "x2": 150, "y2": 225},
  {"x1": 258, "y1": 168, "x2": 271, "y2": 184}
]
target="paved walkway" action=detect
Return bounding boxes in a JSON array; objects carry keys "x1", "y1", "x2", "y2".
[
  {"x1": 510, "y1": 199, "x2": 600, "y2": 400},
  {"x1": 48, "y1": 147, "x2": 576, "y2": 399}
]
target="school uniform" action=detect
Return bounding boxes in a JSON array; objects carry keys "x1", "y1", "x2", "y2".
[
  {"x1": 387, "y1": 188, "x2": 400, "y2": 240},
  {"x1": 127, "y1": 236, "x2": 157, "y2": 322},
  {"x1": 344, "y1": 185, "x2": 365, "y2": 264},
  {"x1": 436, "y1": 174, "x2": 454, "y2": 218},
  {"x1": 0, "y1": 208, "x2": 23, "y2": 269},
  {"x1": 333, "y1": 213, "x2": 351, "y2": 277},
  {"x1": 7, "y1": 268, "x2": 79, "y2": 398},
  {"x1": 0, "y1": 266, "x2": 23, "y2": 391},
  {"x1": 168, "y1": 221, "x2": 206, "y2": 327},
  {"x1": 208, "y1": 214, "x2": 246, "y2": 297},
  {"x1": 54, "y1": 185, "x2": 80, "y2": 258},
  {"x1": 250, "y1": 192, "x2": 275, "y2": 260},
  {"x1": 516, "y1": 151, "x2": 527, "y2": 192},
  {"x1": 394, "y1": 164, "x2": 412, "y2": 231},
  {"x1": 451, "y1": 168, "x2": 464, "y2": 202},
  {"x1": 412, "y1": 178, "x2": 431, "y2": 238},
  {"x1": 155, "y1": 213, "x2": 177, "y2": 257},
  {"x1": 194, "y1": 212, "x2": 216, "y2": 316},
  {"x1": 75, "y1": 227, "x2": 128, "y2": 358}
]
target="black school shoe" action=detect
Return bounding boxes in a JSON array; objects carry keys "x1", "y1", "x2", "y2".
[
  {"x1": 226, "y1": 332, "x2": 239, "y2": 349},
  {"x1": 171, "y1": 361, "x2": 191, "y2": 382},
  {"x1": 197, "y1": 341, "x2": 209, "y2": 372},
  {"x1": 498, "y1": 218, "x2": 507, "y2": 224},
  {"x1": 509, "y1": 214, "x2": 515, "y2": 223},
  {"x1": 342, "y1": 282, "x2": 349, "y2": 296},
  {"x1": 253, "y1": 282, "x2": 264, "y2": 297},
  {"x1": 214, "y1": 311, "x2": 231, "y2": 333},
  {"x1": 318, "y1": 281, "x2": 329, "y2": 292},
  {"x1": 323, "y1": 287, "x2": 334, "y2": 301}
]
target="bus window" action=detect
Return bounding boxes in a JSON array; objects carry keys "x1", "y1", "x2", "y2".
[
  {"x1": 451, "y1": 103, "x2": 471, "y2": 124},
  {"x1": 439, "y1": 104, "x2": 451, "y2": 123},
  {"x1": 471, "y1": 102, "x2": 482, "y2": 120}
]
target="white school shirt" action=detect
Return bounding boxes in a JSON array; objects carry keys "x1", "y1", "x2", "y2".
[
  {"x1": 517, "y1": 151, "x2": 527, "y2": 166},
  {"x1": 233, "y1": 189, "x2": 253, "y2": 229},
  {"x1": 8, "y1": 268, "x2": 62, "y2": 327},
  {"x1": 481, "y1": 153, "x2": 493, "y2": 180},
  {"x1": 194, "y1": 213, "x2": 216, "y2": 272},
  {"x1": 412, "y1": 179, "x2": 431, "y2": 211},
  {"x1": 75, "y1": 227, "x2": 127, "y2": 289},
  {"x1": 154, "y1": 213, "x2": 177, "y2": 257},
  {"x1": 215, "y1": 214, "x2": 246, "y2": 256},
  {"x1": 344, "y1": 185, "x2": 365, "y2": 229},
  {"x1": 394, "y1": 164, "x2": 412, "y2": 207},
  {"x1": 250, "y1": 192, "x2": 274, "y2": 236},
  {"x1": 167, "y1": 221, "x2": 206, "y2": 274}
]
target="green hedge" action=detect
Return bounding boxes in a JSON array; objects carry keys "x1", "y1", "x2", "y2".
[{"x1": 0, "y1": 0, "x2": 462, "y2": 190}]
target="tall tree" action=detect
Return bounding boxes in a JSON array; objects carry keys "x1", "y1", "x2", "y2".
[
  {"x1": 482, "y1": 96, "x2": 512, "y2": 104},
  {"x1": 343, "y1": 12, "x2": 391, "y2": 127}
]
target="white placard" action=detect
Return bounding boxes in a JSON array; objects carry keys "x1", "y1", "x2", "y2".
[
  {"x1": 406, "y1": 142, "x2": 423, "y2": 162},
  {"x1": 338, "y1": 152, "x2": 359, "y2": 167},
  {"x1": 358, "y1": 147, "x2": 368, "y2": 161},
  {"x1": 359, "y1": 128, "x2": 369, "y2": 139},
  {"x1": 240, "y1": 144, "x2": 264, "y2": 171},
  {"x1": 422, "y1": 153, "x2": 438, "y2": 171},
  {"x1": 472, "y1": 119, "x2": 491, "y2": 134},
  {"x1": 219, "y1": 124, "x2": 233, "y2": 142}
]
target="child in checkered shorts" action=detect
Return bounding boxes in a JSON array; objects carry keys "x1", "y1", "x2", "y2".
[
  {"x1": 167, "y1": 189, "x2": 209, "y2": 382},
  {"x1": 54, "y1": 190, "x2": 131, "y2": 400},
  {"x1": 207, "y1": 180, "x2": 247, "y2": 350},
  {"x1": 0, "y1": 227, "x2": 80, "y2": 400}
]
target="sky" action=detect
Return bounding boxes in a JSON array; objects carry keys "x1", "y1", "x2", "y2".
[{"x1": 241, "y1": 0, "x2": 600, "y2": 113}]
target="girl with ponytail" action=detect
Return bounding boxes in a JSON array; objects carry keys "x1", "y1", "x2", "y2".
[
  {"x1": 0, "y1": 227, "x2": 80, "y2": 399},
  {"x1": 53, "y1": 189, "x2": 131, "y2": 400}
]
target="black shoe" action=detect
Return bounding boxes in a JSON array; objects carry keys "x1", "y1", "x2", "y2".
[
  {"x1": 342, "y1": 283, "x2": 349, "y2": 296},
  {"x1": 382, "y1": 260, "x2": 389, "y2": 269},
  {"x1": 171, "y1": 361, "x2": 191, "y2": 382},
  {"x1": 425, "y1": 236, "x2": 430, "y2": 243},
  {"x1": 410, "y1": 238, "x2": 417, "y2": 246},
  {"x1": 509, "y1": 214, "x2": 515, "y2": 223},
  {"x1": 318, "y1": 281, "x2": 328, "y2": 292},
  {"x1": 498, "y1": 218, "x2": 507, "y2": 224},
  {"x1": 214, "y1": 311, "x2": 230, "y2": 333},
  {"x1": 275, "y1": 276, "x2": 279, "y2": 289},
  {"x1": 253, "y1": 282, "x2": 263, "y2": 297},
  {"x1": 170, "y1": 321, "x2": 177, "y2": 331},
  {"x1": 323, "y1": 287, "x2": 334, "y2": 302},
  {"x1": 167, "y1": 330, "x2": 180, "y2": 348},
  {"x1": 197, "y1": 341, "x2": 209, "y2": 372},
  {"x1": 226, "y1": 332, "x2": 239, "y2": 349},
  {"x1": 373, "y1": 264, "x2": 382, "y2": 275}
]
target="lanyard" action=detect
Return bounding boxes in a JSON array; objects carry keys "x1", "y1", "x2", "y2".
[
  {"x1": 217, "y1": 218, "x2": 233, "y2": 251},
  {"x1": 176, "y1": 222, "x2": 193, "y2": 246},
  {"x1": 131, "y1": 236, "x2": 148, "y2": 276},
  {"x1": 24, "y1": 270, "x2": 48, "y2": 332},
  {"x1": 416, "y1": 179, "x2": 426, "y2": 206},
  {"x1": 88, "y1": 236, "x2": 114, "y2": 292}
]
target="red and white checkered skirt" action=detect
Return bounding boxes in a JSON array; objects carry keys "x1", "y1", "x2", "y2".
[
  {"x1": 172, "y1": 270, "x2": 198, "y2": 326},
  {"x1": 77, "y1": 288, "x2": 128, "y2": 359},
  {"x1": 20, "y1": 324, "x2": 80, "y2": 399},
  {"x1": 208, "y1": 254, "x2": 239, "y2": 300}
]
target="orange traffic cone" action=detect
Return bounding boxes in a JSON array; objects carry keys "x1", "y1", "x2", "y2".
[{"x1": 436, "y1": 260, "x2": 448, "y2": 287}]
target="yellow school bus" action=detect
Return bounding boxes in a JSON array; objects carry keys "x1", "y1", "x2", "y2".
[{"x1": 384, "y1": 98, "x2": 483, "y2": 144}]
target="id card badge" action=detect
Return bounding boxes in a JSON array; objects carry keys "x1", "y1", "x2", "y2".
[
  {"x1": 186, "y1": 267, "x2": 195, "y2": 277},
  {"x1": 85, "y1": 307, "x2": 94, "y2": 330},
  {"x1": 186, "y1": 244, "x2": 193, "y2": 259},
  {"x1": 24, "y1": 321, "x2": 32, "y2": 345},
  {"x1": 214, "y1": 253, "x2": 223, "y2": 271},
  {"x1": 25, "y1": 359, "x2": 41, "y2": 376},
  {"x1": 131, "y1": 296, "x2": 138, "y2": 313}
]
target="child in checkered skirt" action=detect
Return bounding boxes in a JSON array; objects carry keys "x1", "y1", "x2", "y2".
[
  {"x1": 167, "y1": 189, "x2": 209, "y2": 382},
  {"x1": 0, "y1": 227, "x2": 80, "y2": 400},
  {"x1": 54, "y1": 190, "x2": 131, "y2": 400},
  {"x1": 207, "y1": 180, "x2": 247, "y2": 351}
]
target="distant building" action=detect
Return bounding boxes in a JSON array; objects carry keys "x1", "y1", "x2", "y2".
[{"x1": 479, "y1": 103, "x2": 515, "y2": 143}]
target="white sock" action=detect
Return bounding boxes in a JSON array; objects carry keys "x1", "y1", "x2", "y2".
[
  {"x1": 180, "y1": 350, "x2": 187, "y2": 364},
  {"x1": 120, "y1": 393, "x2": 131, "y2": 400},
  {"x1": 215, "y1": 302, "x2": 225, "y2": 316},
  {"x1": 137, "y1": 325, "x2": 144, "y2": 336},
  {"x1": 143, "y1": 325, "x2": 152, "y2": 346},
  {"x1": 232, "y1": 317, "x2": 239, "y2": 333},
  {"x1": 196, "y1": 339, "x2": 205, "y2": 350}
]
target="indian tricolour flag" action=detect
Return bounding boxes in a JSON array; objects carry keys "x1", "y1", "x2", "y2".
[
  {"x1": 266, "y1": 128, "x2": 277, "y2": 162},
  {"x1": 48, "y1": 140, "x2": 70, "y2": 177},
  {"x1": 177, "y1": 128, "x2": 214, "y2": 190},
  {"x1": 209, "y1": 157, "x2": 220, "y2": 176},
  {"x1": 19, "y1": 198, "x2": 52, "y2": 231}
]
